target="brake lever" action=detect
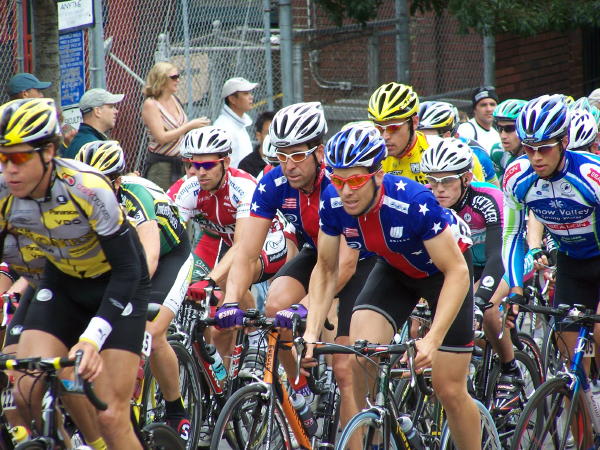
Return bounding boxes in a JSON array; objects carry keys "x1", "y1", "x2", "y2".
[
  {"x1": 406, "y1": 340, "x2": 417, "y2": 389},
  {"x1": 293, "y1": 336, "x2": 305, "y2": 385}
]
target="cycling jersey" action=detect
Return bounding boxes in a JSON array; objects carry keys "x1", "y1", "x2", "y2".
[
  {"x1": 454, "y1": 181, "x2": 504, "y2": 301},
  {"x1": 383, "y1": 131, "x2": 486, "y2": 183},
  {"x1": 118, "y1": 176, "x2": 185, "y2": 256},
  {"x1": 320, "y1": 174, "x2": 472, "y2": 278},
  {"x1": 503, "y1": 151, "x2": 600, "y2": 288},
  {"x1": 489, "y1": 142, "x2": 520, "y2": 179},
  {"x1": 166, "y1": 175, "x2": 189, "y2": 201},
  {"x1": 461, "y1": 138, "x2": 498, "y2": 185}
]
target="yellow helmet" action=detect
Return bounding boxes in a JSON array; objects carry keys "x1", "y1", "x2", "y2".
[
  {"x1": 368, "y1": 83, "x2": 419, "y2": 122},
  {"x1": 76, "y1": 140, "x2": 126, "y2": 177},
  {"x1": 0, "y1": 98, "x2": 60, "y2": 146}
]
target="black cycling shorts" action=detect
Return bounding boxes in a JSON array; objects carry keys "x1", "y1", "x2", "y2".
[
  {"x1": 554, "y1": 251, "x2": 600, "y2": 331},
  {"x1": 353, "y1": 252, "x2": 474, "y2": 353},
  {"x1": 3, "y1": 285, "x2": 34, "y2": 348},
  {"x1": 150, "y1": 236, "x2": 192, "y2": 314},
  {"x1": 23, "y1": 262, "x2": 150, "y2": 355}
]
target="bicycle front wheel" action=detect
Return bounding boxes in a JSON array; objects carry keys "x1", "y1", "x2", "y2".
[
  {"x1": 439, "y1": 398, "x2": 501, "y2": 449},
  {"x1": 336, "y1": 410, "x2": 400, "y2": 450},
  {"x1": 511, "y1": 376, "x2": 590, "y2": 450}
]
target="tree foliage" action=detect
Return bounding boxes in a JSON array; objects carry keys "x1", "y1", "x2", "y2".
[{"x1": 313, "y1": 0, "x2": 384, "y2": 26}]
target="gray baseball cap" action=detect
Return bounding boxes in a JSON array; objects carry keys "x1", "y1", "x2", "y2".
[{"x1": 79, "y1": 88, "x2": 124, "y2": 114}]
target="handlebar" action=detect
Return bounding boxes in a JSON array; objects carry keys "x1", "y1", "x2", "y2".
[{"x1": 506, "y1": 296, "x2": 600, "y2": 326}]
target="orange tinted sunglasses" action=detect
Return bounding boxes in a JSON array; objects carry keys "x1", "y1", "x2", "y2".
[
  {"x1": 0, "y1": 147, "x2": 43, "y2": 165},
  {"x1": 330, "y1": 171, "x2": 379, "y2": 190}
]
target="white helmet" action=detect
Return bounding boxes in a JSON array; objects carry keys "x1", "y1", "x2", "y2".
[
  {"x1": 418, "y1": 101, "x2": 458, "y2": 130},
  {"x1": 567, "y1": 109, "x2": 598, "y2": 151},
  {"x1": 269, "y1": 102, "x2": 327, "y2": 148},
  {"x1": 261, "y1": 134, "x2": 278, "y2": 165},
  {"x1": 421, "y1": 137, "x2": 473, "y2": 173},
  {"x1": 181, "y1": 126, "x2": 231, "y2": 158}
]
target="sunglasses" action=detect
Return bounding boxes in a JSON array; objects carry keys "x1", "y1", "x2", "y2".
[
  {"x1": 182, "y1": 158, "x2": 224, "y2": 170},
  {"x1": 0, "y1": 147, "x2": 43, "y2": 165},
  {"x1": 495, "y1": 124, "x2": 516, "y2": 134},
  {"x1": 169, "y1": 74, "x2": 181, "y2": 80},
  {"x1": 331, "y1": 171, "x2": 379, "y2": 190},
  {"x1": 426, "y1": 174, "x2": 463, "y2": 186},
  {"x1": 374, "y1": 120, "x2": 409, "y2": 135},
  {"x1": 522, "y1": 141, "x2": 560, "y2": 155},
  {"x1": 275, "y1": 146, "x2": 317, "y2": 163}
]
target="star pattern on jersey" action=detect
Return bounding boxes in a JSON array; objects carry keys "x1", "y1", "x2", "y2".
[
  {"x1": 251, "y1": 202, "x2": 259, "y2": 212},
  {"x1": 419, "y1": 203, "x2": 429, "y2": 215},
  {"x1": 395, "y1": 180, "x2": 407, "y2": 191},
  {"x1": 427, "y1": 259, "x2": 433, "y2": 264},
  {"x1": 411, "y1": 250, "x2": 423, "y2": 255},
  {"x1": 431, "y1": 222, "x2": 442, "y2": 233},
  {"x1": 320, "y1": 200, "x2": 324, "y2": 210},
  {"x1": 257, "y1": 183, "x2": 266, "y2": 194}
]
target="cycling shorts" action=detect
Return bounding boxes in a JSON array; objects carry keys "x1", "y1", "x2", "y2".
[
  {"x1": 23, "y1": 262, "x2": 150, "y2": 354},
  {"x1": 150, "y1": 236, "x2": 193, "y2": 315},
  {"x1": 192, "y1": 232, "x2": 229, "y2": 282},
  {"x1": 257, "y1": 226, "x2": 288, "y2": 282},
  {"x1": 353, "y1": 252, "x2": 474, "y2": 353},
  {"x1": 4, "y1": 285, "x2": 34, "y2": 347},
  {"x1": 554, "y1": 251, "x2": 600, "y2": 332}
]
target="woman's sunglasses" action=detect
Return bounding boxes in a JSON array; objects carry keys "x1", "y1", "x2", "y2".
[
  {"x1": 522, "y1": 142, "x2": 560, "y2": 155},
  {"x1": 169, "y1": 74, "x2": 181, "y2": 80},
  {"x1": 330, "y1": 171, "x2": 379, "y2": 190},
  {"x1": 182, "y1": 158, "x2": 224, "y2": 170},
  {"x1": 0, "y1": 147, "x2": 43, "y2": 165}
]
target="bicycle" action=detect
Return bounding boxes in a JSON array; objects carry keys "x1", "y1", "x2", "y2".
[{"x1": 509, "y1": 300, "x2": 600, "y2": 449}]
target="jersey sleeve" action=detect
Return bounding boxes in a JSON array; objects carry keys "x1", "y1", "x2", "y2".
[
  {"x1": 230, "y1": 176, "x2": 256, "y2": 220},
  {"x1": 472, "y1": 147, "x2": 498, "y2": 185},
  {"x1": 120, "y1": 183, "x2": 158, "y2": 227},
  {"x1": 409, "y1": 191, "x2": 450, "y2": 241},
  {"x1": 175, "y1": 177, "x2": 201, "y2": 223},
  {"x1": 319, "y1": 185, "x2": 343, "y2": 237},
  {"x1": 250, "y1": 169, "x2": 282, "y2": 221}
]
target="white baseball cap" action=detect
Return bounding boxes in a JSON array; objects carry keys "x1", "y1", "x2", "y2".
[
  {"x1": 221, "y1": 77, "x2": 258, "y2": 99},
  {"x1": 589, "y1": 88, "x2": 600, "y2": 108}
]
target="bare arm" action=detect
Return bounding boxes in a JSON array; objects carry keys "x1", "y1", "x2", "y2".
[
  {"x1": 334, "y1": 235, "x2": 359, "y2": 293},
  {"x1": 141, "y1": 98, "x2": 209, "y2": 146},
  {"x1": 526, "y1": 210, "x2": 545, "y2": 249},
  {"x1": 135, "y1": 220, "x2": 161, "y2": 278}
]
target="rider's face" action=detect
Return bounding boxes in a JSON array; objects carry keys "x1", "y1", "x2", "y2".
[
  {"x1": 0, "y1": 143, "x2": 52, "y2": 198},
  {"x1": 374, "y1": 115, "x2": 417, "y2": 158},
  {"x1": 192, "y1": 154, "x2": 229, "y2": 192}
]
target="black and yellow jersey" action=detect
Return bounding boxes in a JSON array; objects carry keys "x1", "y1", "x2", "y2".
[
  {"x1": 382, "y1": 131, "x2": 485, "y2": 184},
  {"x1": 0, "y1": 158, "x2": 125, "y2": 279},
  {"x1": 117, "y1": 176, "x2": 185, "y2": 256}
]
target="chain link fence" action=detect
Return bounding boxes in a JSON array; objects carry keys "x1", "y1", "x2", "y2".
[
  {"x1": 0, "y1": 0, "x2": 21, "y2": 105},
  {"x1": 295, "y1": 2, "x2": 485, "y2": 133},
  {"x1": 101, "y1": 0, "x2": 281, "y2": 172}
]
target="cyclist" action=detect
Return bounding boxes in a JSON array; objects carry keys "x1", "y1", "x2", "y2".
[
  {"x1": 420, "y1": 138, "x2": 525, "y2": 410},
  {"x1": 75, "y1": 140, "x2": 194, "y2": 440},
  {"x1": 367, "y1": 82, "x2": 486, "y2": 184},
  {"x1": 221, "y1": 102, "x2": 377, "y2": 427},
  {"x1": 418, "y1": 100, "x2": 499, "y2": 186},
  {"x1": 457, "y1": 86, "x2": 501, "y2": 153},
  {"x1": 489, "y1": 99, "x2": 527, "y2": 179},
  {"x1": 567, "y1": 109, "x2": 598, "y2": 152},
  {"x1": 304, "y1": 124, "x2": 481, "y2": 449},
  {"x1": 503, "y1": 94, "x2": 600, "y2": 365},
  {"x1": 0, "y1": 98, "x2": 150, "y2": 449}
]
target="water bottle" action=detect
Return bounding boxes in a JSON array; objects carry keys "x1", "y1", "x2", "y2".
[
  {"x1": 291, "y1": 393, "x2": 318, "y2": 436},
  {"x1": 584, "y1": 380, "x2": 600, "y2": 432},
  {"x1": 9, "y1": 426, "x2": 29, "y2": 445},
  {"x1": 398, "y1": 415, "x2": 425, "y2": 450},
  {"x1": 206, "y1": 345, "x2": 227, "y2": 381}
]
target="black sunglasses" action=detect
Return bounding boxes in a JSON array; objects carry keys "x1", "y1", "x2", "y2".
[
  {"x1": 169, "y1": 74, "x2": 181, "y2": 80},
  {"x1": 496, "y1": 124, "x2": 516, "y2": 134}
]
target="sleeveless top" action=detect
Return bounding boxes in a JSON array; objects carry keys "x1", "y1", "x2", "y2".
[{"x1": 146, "y1": 96, "x2": 187, "y2": 157}]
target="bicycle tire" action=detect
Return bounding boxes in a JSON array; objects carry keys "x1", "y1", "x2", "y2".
[
  {"x1": 210, "y1": 382, "x2": 292, "y2": 449},
  {"x1": 14, "y1": 441, "x2": 46, "y2": 449},
  {"x1": 517, "y1": 332, "x2": 544, "y2": 382},
  {"x1": 439, "y1": 398, "x2": 501, "y2": 449},
  {"x1": 140, "y1": 340, "x2": 203, "y2": 449},
  {"x1": 541, "y1": 324, "x2": 566, "y2": 378},
  {"x1": 510, "y1": 376, "x2": 589, "y2": 450},
  {"x1": 142, "y1": 422, "x2": 185, "y2": 450},
  {"x1": 336, "y1": 410, "x2": 400, "y2": 450}
]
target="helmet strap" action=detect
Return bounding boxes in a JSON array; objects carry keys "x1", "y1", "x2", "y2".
[
  {"x1": 300, "y1": 152, "x2": 320, "y2": 195},
  {"x1": 352, "y1": 178, "x2": 379, "y2": 218},
  {"x1": 25, "y1": 151, "x2": 53, "y2": 200},
  {"x1": 451, "y1": 176, "x2": 471, "y2": 211},
  {"x1": 215, "y1": 161, "x2": 227, "y2": 190},
  {"x1": 542, "y1": 141, "x2": 566, "y2": 180},
  {"x1": 398, "y1": 119, "x2": 416, "y2": 159}
]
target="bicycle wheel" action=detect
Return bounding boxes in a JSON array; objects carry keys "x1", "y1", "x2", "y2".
[
  {"x1": 517, "y1": 332, "x2": 544, "y2": 382},
  {"x1": 336, "y1": 410, "x2": 399, "y2": 450},
  {"x1": 541, "y1": 324, "x2": 567, "y2": 378},
  {"x1": 313, "y1": 365, "x2": 341, "y2": 447},
  {"x1": 143, "y1": 422, "x2": 185, "y2": 450},
  {"x1": 511, "y1": 376, "x2": 589, "y2": 450},
  {"x1": 140, "y1": 340, "x2": 203, "y2": 449},
  {"x1": 210, "y1": 382, "x2": 292, "y2": 449},
  {"x1": 439, "y1": 399, "x2": 501, "y2": 449},
  {"x1": 14, "y1": 441, "x2": 46, "y2": 449}
]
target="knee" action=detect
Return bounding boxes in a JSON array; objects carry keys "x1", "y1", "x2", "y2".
[
  {"x1": 150, "y1": 331, "x2": 169, "y2": 352},
  {"x1": 433, "y1": 380, "x2": 468, "y2": 412},
  {"x1": 332, "y1": 356, "x2": 353, "y2": 391},
  {"x1": 265, "y1": 297, "x2": 288, "y2": 318},
  {"x1": 97, "y1": 405, "x2": 130, "y2": 437}
]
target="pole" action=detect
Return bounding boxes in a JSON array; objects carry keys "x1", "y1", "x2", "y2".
[
  {"x1": 263, "y1": 0, "x2": 274, "y2": 110},
  {"x1": 395, "y1": 0, "x2": 410, "y2": 84},
  {"x1": 483, "y1": 34, "x2": 496, "y2": 86},
  {"x1": 15, "y1": 0, "x2": 25, "y2": 72},
  {"x1": 181, "y1": 0, "x2": 193, "y2": 117},
  {"x1": 278, "y1": 0, "x2": 293, "y2": 106}
]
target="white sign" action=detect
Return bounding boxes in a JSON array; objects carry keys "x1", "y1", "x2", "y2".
[
  {"x1": 58, "y1": 0, "x2": 94, "y2": 32},
  {"x1": 62, "y1": 106, "x2": 82, "y2": 131}
]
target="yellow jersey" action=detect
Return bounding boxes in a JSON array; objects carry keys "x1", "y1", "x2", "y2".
[{"x1": 381, "y1": 131, "x2": 485, "y2": 184}]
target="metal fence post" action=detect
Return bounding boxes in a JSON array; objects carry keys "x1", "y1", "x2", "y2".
[
  {"x1": 278, "y1": 0, "x2": 293, "y2": 106},
  {"x1": 90, "y1": 0, "x2": 106, "y2": 88},
  {"x1": 181, "y1": 0, "x2": 193, "y2": 117},
  {"x1": 263, "y1": 0, "x2": 274, "y2": 110},
  {"x1": 483, "y1": 34, "x2": 495, "y2": 86},
  {"x1": 395, "y1": 0, "x2": 410, "y2": 84},
  {"x1": 15, "y1": 0, "x2": 25, "y2": 72}
]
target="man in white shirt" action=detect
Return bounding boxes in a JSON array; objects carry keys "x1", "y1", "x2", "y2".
[
  {"x1": 457, "y1": 86, "x2": 501, "y2": 154},
  {"x1": 213, "y1": 77, "x2": 258, "y2": 168}
]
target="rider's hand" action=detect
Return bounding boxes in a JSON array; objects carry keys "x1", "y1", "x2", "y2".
[
  {"x1": 528, "y1": 247, "x2": 549, "y2": 271},
  {"x1": 274, "y1": 304, "x2": 308, "y2": 329},
  {"x1": 187, "y1": 278, "x2": 215, "y2": 301},
  {"x1": 299, "y1": 333, "x2": 319, "y2": 377},
  {"x1": 413, "y1": 337, "x2": 439, "y2": 372},
  {"x1": 214, "y1": 303, "x2": 244, "y2": 329},
  {"x1": 69, "y1": 341, "x2": 103, "y2": 382},
  {"x1": 505, "y1": 292, "x2": 524, "y2": 328}
]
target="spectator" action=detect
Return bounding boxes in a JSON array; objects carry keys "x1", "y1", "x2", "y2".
[
  {"x1": 589, "y1": 88, "x2": 600, "y2": 109},
  {"x1": 6, "y1": 73, "x2": 51, "y2": 100},
  {"x1": 213, "y1": 77, "x2": 258, "y2": 168},
  {"x1": 457, "y1": 86, "x2": 501, "y2": 154},
  {"x1": 62, "y1": 88, "x2": 123, "y2": 158},
  {"x1": 142, "y1": 61, "x2": 210, "y2": 190},
  {"x1": 238, "y1": 110, "x2": 274, "y2": 176}
]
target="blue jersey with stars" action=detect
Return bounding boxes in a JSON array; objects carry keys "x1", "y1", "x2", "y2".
[{"x1": 319, "y1": 174, "x2": 472, "y2": 278}]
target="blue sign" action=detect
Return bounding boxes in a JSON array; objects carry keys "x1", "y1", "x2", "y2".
[{"x1": 59, "y1": 30, "x2": 86, "y2": 108}]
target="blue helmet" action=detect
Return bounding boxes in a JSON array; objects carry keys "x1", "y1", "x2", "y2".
[
  {"x1": 325, "y1": 125, "x2": 387, "y2": 173},
  {"x1": 516, "y1": 94, "x2": 571, "y2": 144}
]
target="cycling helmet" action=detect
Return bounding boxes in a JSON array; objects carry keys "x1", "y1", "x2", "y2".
[
  {"x1": 261, "y1": 134, "x2": 278, "y2": 165},
  {"x1": 341, "y1": 120, "x2": 374, "y2": 131},
  {"x1": 418, "y1": 101, "x2": 458, "y2": 130},
  {"x1": 571, "y1": 96, "x2": 592, "y2": 112},
  {"x1": 75, "y1": 140, "x2": 126, "y2": 176},
  {"x1": 181, "y1": 126, "x2": 232, "y2": 159},
  {"x1": 567, "y1": 109, "x2": 598, "y2": 150},
  {"x1": 493, "y1": 99, "x2": 527, "y2": 122},
  {"x1": 269, "y1": 102, "x2": 327, "y2": 148},
  {"x1": 563, "y1": 95, "x2": 575, "y2": 107},
  {"x1": 0, "y1": 98, "x2": 60, "y2": 146},
  {"x1": 368, "y1": 83, "x2": 419, "y2": 122},
  {"x1": 516, "y1": 95, "x2": 571, "y2": 144},
  {"x1": 590, "y1": 105, "x2": 600, "y2": 127},
  {"x1": 421, "y1": 138, "x2": 473, "y2": 173},
  {"x1": 325, "y1": 125, "x2": 387, "y2": 172}
]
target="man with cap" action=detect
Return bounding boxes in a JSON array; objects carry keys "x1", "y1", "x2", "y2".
[
  {"x1": 62, "y1": 88, "x2": 124, "y2": 159},
  {"x1": 213, "y1": 77, "x2": 258, "y2": 168},
  {"x1": 6, "y1": 73, "x2": 51, "y2": 100},
  {"x1": 457, "y1": 86, "x2": 501, "y2": 154}
]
